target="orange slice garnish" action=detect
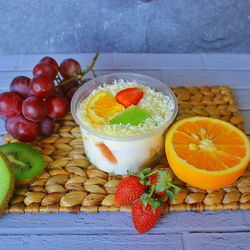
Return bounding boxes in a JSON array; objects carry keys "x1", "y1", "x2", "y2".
[
  {"x1": 86, "y1": 91, "x2": 124, "y2": 124},
  {"x1": 165, "y1": 116, "x2": 250, "y2": 190},
  {"x1": 96, "y1": 143, "x2": 117, "y2": 164}
]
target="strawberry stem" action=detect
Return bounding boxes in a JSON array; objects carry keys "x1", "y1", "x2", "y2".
[
  {"x1": 168, "y1": 183, "x2": 180, "y2": 190},
  {"x1": 144, "y1": 170, "x2": 157, "y2": 178},
  {"x1": 148, "y1": 184, "x2": 156, "y2": 198}
]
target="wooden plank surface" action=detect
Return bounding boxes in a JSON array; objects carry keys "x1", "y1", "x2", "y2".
[{"x1": 0, "y1": 54, "x2": 250, "y2": 250}]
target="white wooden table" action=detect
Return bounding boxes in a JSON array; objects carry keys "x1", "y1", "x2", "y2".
[{"x1": 0, "y1": 54, "x2": 249, "y2": 250}]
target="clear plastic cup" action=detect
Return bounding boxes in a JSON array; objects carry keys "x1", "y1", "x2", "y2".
[{"x1": 71, "y1": 73, "x2": 178, "y2": 175}]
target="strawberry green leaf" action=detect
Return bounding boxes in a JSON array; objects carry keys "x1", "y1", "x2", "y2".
[
  {"x1": 140, "y1": 193, "x2": 148, "y2": 200},
  {"x1": 143, "y1": 168, "x2": 152, "y2": 175},
  {"x1": 154, "y1": 169, "x2": 172, "y2": 192},
  {"x1": 127, "y1": 168, "x2": 153, "y2": 185},
  {"x1": 166, "y1": 190, "x2": 175, "y2": 201},
  {"x1": 127, "y1": 170, "x2": 136, "y2": 176},
  {"x1": 140, "y1": 193, "x2": 149, "y2": 210},
  {"x1": 137, "y1": 172, "x2": 145, "y2": 179},
  {"x1": 149, "y1": 200, "x2": 161, "y2": 210},
  {"x1": 149, "y1": 169, "x2": 181, "y2": 200},
  {"x1": 140, "y1": 193, "x2": 161, "y2": 213}
]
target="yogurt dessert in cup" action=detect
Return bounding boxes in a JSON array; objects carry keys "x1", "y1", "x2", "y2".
[{"x1": 71, "y1": 73, "x2": 178, "y2": 175}]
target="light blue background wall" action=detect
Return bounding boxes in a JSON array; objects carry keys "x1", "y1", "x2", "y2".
[{"x1": 0, "y1": 0, "x2": 249, "y2": 54}]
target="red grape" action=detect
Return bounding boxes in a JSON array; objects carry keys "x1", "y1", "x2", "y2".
[
  {"x1": 10, "y1": 76, "x2": 31, "y2": 98},
  {"x1": 22, "y1": 96, "x2": 46, "y2": 122},
  {"x1": 60, "y1": 79, "x2": 77, "y2": 94},
  {"x1": 33, "y1": 62, "x2": 58, "y2": 79},
  {"x1": 40, "y1": 57, "x2": 59, "y2": 72},
  {"x1": 5, "y1": 116, "x2": 22, "y2": 136},
  {"x1": 45, "y1": 95, "x2": 69, "y2": 119},
  {"x1": 66, "y1": 87, "x2": 78, "y2": 100},
  {"x1": 39, "y1": 116, "x2": 55, "y2": 137},
  {"x1": 59, "y1": 59, "x2": 82, "y2": 79},
  {"x1": 14, "y1": 115, "x2": 39, "y2": 142},
  {"x1": 0, "y1": 92, "x2": 22, "y2": 118},
  {"x1": 29, "y1": 75, "x2": 55, "y2": 98}
]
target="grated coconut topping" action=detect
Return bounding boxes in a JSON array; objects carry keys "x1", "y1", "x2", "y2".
[{"x1": 78, "y1": 80, "x2": 175, "y2": 136}]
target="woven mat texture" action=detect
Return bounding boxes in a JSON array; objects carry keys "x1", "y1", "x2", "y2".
[{"x1": 4, "y1": 85, "x2": 250, "y2": 214}]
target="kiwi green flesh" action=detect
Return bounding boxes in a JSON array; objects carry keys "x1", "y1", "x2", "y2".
[
  {"x1": 109, "y1": 105, "x2": 150, "y2": 126},
  {"x1": 0, "y1": 143, "x2": 44, "y2": 181},
  {"x1": 0, "y1": 152, "x2": 14, "y2": 213}
]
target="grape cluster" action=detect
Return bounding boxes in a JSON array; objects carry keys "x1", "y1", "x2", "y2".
[{"x1": 0, "y1": 56, "x2": 85, "y2": 142}]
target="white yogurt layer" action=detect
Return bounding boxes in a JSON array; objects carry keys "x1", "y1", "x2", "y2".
[
  {"x1": 81, "y1": 127, "x2": 164, "y2": 175},
  {"x1": 78, "y1": 80, "x2": 174, "y2": 136}
]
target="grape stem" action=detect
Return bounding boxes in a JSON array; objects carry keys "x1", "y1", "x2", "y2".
[
  {"x1": 81, "y1": 53, "x2": 99, "y2": 78},
  {"x1": 58, "y1": 53, "x2": 99, "y2": 86}
]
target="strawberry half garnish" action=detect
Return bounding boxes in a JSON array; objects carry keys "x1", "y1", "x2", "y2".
[{"x1": 116, "y1": 87, "x2": 144, "y2": 108}]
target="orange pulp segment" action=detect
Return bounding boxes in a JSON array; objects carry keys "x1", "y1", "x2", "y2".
[
  {"x1": 165, "y1": 116, "x2": 250, "y2": 190},
  {"x1": 86, "y1": 91, "x2": 124, "y2": 124}
]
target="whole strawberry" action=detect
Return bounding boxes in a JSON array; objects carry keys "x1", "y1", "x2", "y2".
[
  {"x1": 132, "y1": 196, "x2": 161, "y2": 233},
  {"x1": 115, "y1": 176, "x2": 145, "y2": 206},
  {"x1": 149, "y1": 168, "x2": 166, "y2": 196},
  {"x1": 149, "y1": 168, "x2": 180, "y2": 199}
]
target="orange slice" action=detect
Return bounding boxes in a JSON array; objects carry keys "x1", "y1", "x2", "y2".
[
  {"x1": 165, "y1": 116, "x2": 250, "y2": 190},
  {"x1": 86, "y1": 91, "x2": 124, "y2": 124},
  {"x1": 96, "y1": 143, "x2": 117, "y2": 164}
]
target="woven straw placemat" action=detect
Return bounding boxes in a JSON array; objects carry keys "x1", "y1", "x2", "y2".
[{"x1": 4, "y1": 85, "x2": 250, "y2": 214}]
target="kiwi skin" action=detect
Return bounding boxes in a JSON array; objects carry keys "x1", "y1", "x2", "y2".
[{"x1": 0, "y1": 152, "x2": 15, "y2": 214}]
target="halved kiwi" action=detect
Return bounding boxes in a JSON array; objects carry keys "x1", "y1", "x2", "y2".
[
  {"x1": 0, "y1": 142, "x2": 44, "y2": 186},
  {"x1": 0, "y1": 152, "x2": 15, "y2": 214}
]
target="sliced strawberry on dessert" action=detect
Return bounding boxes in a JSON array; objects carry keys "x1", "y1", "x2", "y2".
[
  {"x1": 116, "y1": 87, "x2": 144, "y2": 108},
  {"x1": 132, "y1": 194, "x2": 161, "y2": 234},
  {"x1": 115, "y1": 175, "x2": 146, "y2": 206},
  {"x1": 149, "y1": 167, "x2": 180, "y2": 199}
]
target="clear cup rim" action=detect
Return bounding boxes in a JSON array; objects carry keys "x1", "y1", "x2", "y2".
[{"x1": 71, "y1": 72, "x2": 178, "y2": 141}]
